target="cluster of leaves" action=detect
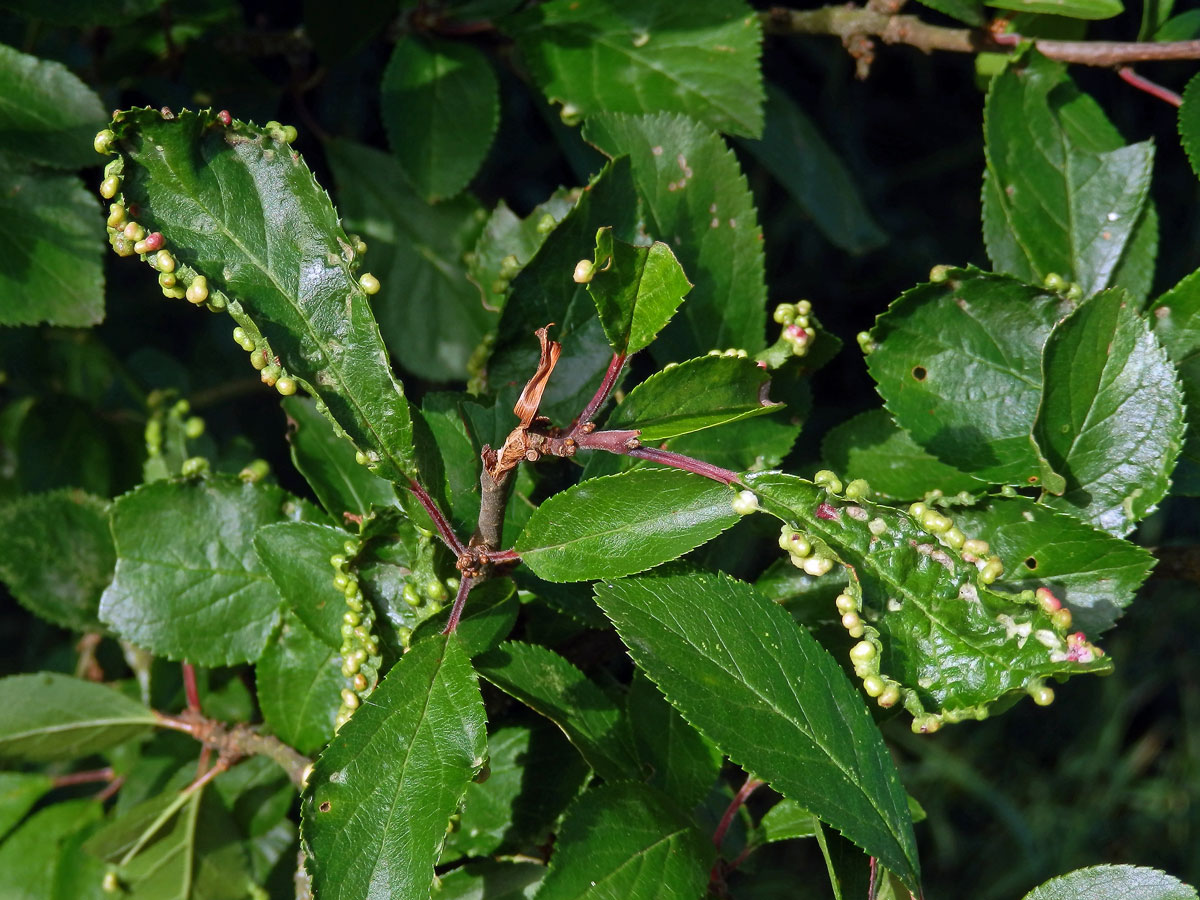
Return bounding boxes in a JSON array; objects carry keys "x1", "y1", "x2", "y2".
[{"x1": 2, "y1": 0, "x2": 1200, "y2": 899}]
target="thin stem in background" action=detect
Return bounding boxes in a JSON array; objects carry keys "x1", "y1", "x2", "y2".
[
  {"x1": 626, "y1": 446, "x2": 741, "y2": 486},
  {"x1": 1118, "y1": 66, "x2": 1183, "y2": 106},
  {"x1": 182, "y1": 662, "x2": 201, "y2": 713},
  {"x1": 442, "y1": 576, "x2": 475, "y2": 635},
  {"x1": 408, "y1": 478, "x2": 466, "y2": 557},
  {"x1": 571, "y1": 351, "x2": 626, "y2": 435},
  {"x1": 51, "y1": 767, "x2": 116, "y2": 788}
]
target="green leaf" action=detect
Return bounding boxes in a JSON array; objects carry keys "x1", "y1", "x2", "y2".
[
  {"x1": 822, "y1": 410, "x2": 985, "y2": 502},
  {"x1": 0, "y1": 672, "x2": 155, "y2": 761},
  {"x1": 984, "y1": 0, "x2": 1122, "y2": 18},
  {"x1": 952, "y1": 496, "x2": 1154, "y2": 635},
  {"x1": 489, "y1": 157, "x2": 638, "y2": 424},
  {"x1": 514, "y1": 468, "x2": 741, "y2": 582},
  {"x1": 537, "y1": 783, "x2": 712, "y2": 900},
  {"x1": 747, "y1": 473, "x2": 1113, "y2": 715},
  {"x1": 584, "y1": 113, "x2": 767, "y2": 362},
  {"x1": 409, "y1": 579, "x2": 519, "y2": 658},
  {"x1": 256, "y1": 613, "x2": 342, "y2": 755},
  {"x1": 381, "y1": 35, "x2": 499, "y2": 202},
  {"x1": 0, "y1": 42, "x2": 107, "y2": 169},
  {"x1": 593, "y1": 571, "x2": 921, "y2": 892},
  {"x1": 325, "y1": 138, "x2": 492, "y2": 382},
  {"x1": 913, "y1": 0, "x2": 986, "y2": 24},
  {"x1": 435, "y1": 860, "x2": 545, "y2": 900},
  {"x1": 737, "y1": 84, "x2": 887, "y2": 254},
  {"x1": 755, "y1": 799, "x2": 820, "y2": 844},
  {"x1": 867, "y1": 268, "x2": 1069, "y2": 486},
  {"x1": 467, "y1": 190, "x2": 576, "y2": 310},
  {"x1": 283, "y1": 396, "x2": 397, "y2": 519},
  {"x1": 100, "y1": 477, "x2": 288, "y2": 666},
  {"x1": 983, "y1": 50, "x2": 1153, "y2": 296},
  {"x1": 415, "y1": 392, "x2": 482, "y2": 535},
  {"x1": 0, "y1": 489, "x2": 113, "y2": 631},
  {"x1": 627, "y1": 671, "x2": 722, "y2": 811},
  {"x1": 664, "y1": 412, "x2": 802, "y2": 474},
  {"x1": 0, "y1": 799, "x2": 104, "y2": 899},
  {"x1": 475, "y1": 641, "x2": 640, "y2": 781},
  {"x1": 512, "y1": 0, "x2": 764, "y2": 137},
  {"x1": 1035, "y1": 289, "x2": 1184, "y2": 535},
  {"x1": 443, "y1": 723, "x2": 589, "y2": 859},
  {"x1": 253, "y1": 520, "x2": 351, "y2": 648},
  {"x1": 109, "y1": 108, "x2": 417, "y2": 483},
  {"x1": 1157, "y1": 9, "x2": 1200, "y2": 40},
  {"x1": 1181, "y1": 72, "x2": 1200, "y2": 182},
  {"x1": 603, "y1": 355, "x2": 780, "y2": 442},
  {"x1": 0, "y1": 169, "x2": 105, "y2": 327},
  {"x1": 303, "y1": 633, "x2": 486, "y2": 900},
  {"x1": 0, "y1": 771, "x2": 53, "y2": 840},
  {"x1": 1023, "y1": 866, "x2": 1198, "y2": 900},
  {"x1": 1150, "y1": 268, "x2": 1200, "y2": 482},
  {"x1": 587, "y1": 227, "x2": 692, "y2": 355}
]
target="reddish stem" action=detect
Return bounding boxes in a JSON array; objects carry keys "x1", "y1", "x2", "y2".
[
  {"x1": 1118, "y1": 66, "x2": 1183, "y2": 106},
  {"x1": 51, "y1": 767, "x2": 115, "y2": 788},
  {"x1": 441, "y1": 576, "x2": 474, "y2": 635},
  {"x1": 627, "y1": 446, "x2": 741, "y2": 486},
  {"x1": 869, "y1": 856, "x2": 879, "y2": 900},
  {"x1": 182, "y1": 662, "x2": 201, "y2": 713},
  {"x1": 713, "y1": 777, "x2": 764, "y2": 850},
  {"x1": 570, "y1": 352, "x2": 626, "y2": 435},
  {"x1": 486, "y1": 549, "x2": 521, "y2": 565},
  {"x1": 408, "y1": 478, "x2": 466, "y2": 556}
]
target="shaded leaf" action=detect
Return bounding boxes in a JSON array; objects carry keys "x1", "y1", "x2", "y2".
[
  {"x1": 475, "y1": 641, "x2": 639, "y2": 781},
  {"x1": 466, "y1": 190, "x2": 576, "y2": 310},
  {"x1": 737, "y1": 84, "x2": 886, "y2": 253},
  {"x1": 1035, "y1": 289, "x2": 1184, "y2": 534},
  {"x1": 0, "y1": 489, "x2": 113, "y2": 631},
  {"x1": 952, "y1": 496, "x2": 1154, "y2": 635},
  {"x1": 513, "y1": 468, "x2": 740, "y2": 582},
  {"x1": 983, "y1": 50, "x2": 1154, "y2": 297},
  {"x1": 912, "y1": 0, "x2": 985, "y2": 24},
  {"x1": 1181, "y1": 72, "x2": 1200, "y2": 182},
  {"x1": 382, "y1": 35, "x2": 499, "y2": 202},
  {"x1": 603, "y1": 355, "x2": 780, "y2": 442},
  {"x1": 513, "y1": 0, "x2": 764, "y2": 137},
  {"x1": 0, "y1": 42, "x2": 107, "y2": 169},
  {"x1": 0, "y1": 169, "x2": 104, "y2": 327},
  {"x1": 326, "y1": 138, "x2": 492, "y2": 382},
  {"x1": 0, "y1": 771, "x2": 53, "y2": 840},
  {"x1": 822, "y1": 410, "x2": 985, "y2": 502},
  {"x1": 0, "y1": 672, "x2": 155, "y2": 761},
  {"x1": 0, "y1": 799, "x2": 104, "y2": 899},
  {"x1": 256, "y1": 613, "x2": 342, "y2": 755},
  {"x1": 985, "y1": 0, "x2": 1122, "y2": 18},
  {"x1": 535, "y1": 782, "x2": 713, "y2": 900},
  {"x1": 303, "y1": 634, "x2": 486, "y2": 900},
  {"x1": 584, "y1": 113, "x2": 766, "y2": 362},
  {"x1": 109, "y1": 109, "x2": 416, "y2": 483},
  {"x1": 755, "y1": 799, "x2": 820, "y2": 844},
  {"x1": 867, "y1": 267, "x2": 1069, "y2": 486},
  {"x1": 587, "y1": 227, "x2": 692, "y2": 355},
  {"x1": 254, "y1": 520, "x2": 351, "y2": 648},
  {"x1": 283, "y1": 396, "x2": 397, "y2": 519},
  {"x1": 435, "y1": 860, "x2": 545, "y2": 900},
  {"x1": 100, "y1": 477, "x2": 287, "y2": 666},
  {"x1": 593, "y1": 571, "x2": 920, "y2": 891},
  {"x1": 1150, "y1": 267, "x2": 1200, "y2": 482},
  {"x1": 748, "y1": 473, "x2": 1112, "y2": 715},
  {"x1": 1023, "y1": 865, "x2": 1197, "y2": 900}
]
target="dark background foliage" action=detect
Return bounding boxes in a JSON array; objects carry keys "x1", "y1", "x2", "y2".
[{"x1": 0, "y1": 1, "x2": 1197, "y2": 897}]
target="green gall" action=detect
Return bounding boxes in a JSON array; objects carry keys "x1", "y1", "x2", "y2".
[
  {"x1": 275, "y1": 376, "x2": 297, "y2": 396},
  {"x1": 731, "y1": 490, "x2": 759, "y2": 516},
  {"x1": 111, "y1": 236, "x2": 134, "y2": 257},
  {"x1": 343, "y1": 610, "x2": 361, "y2": 627},
  {"x1": 184, "y1": 416, "x2": 205, "y2": 439},
  {"x1": 163, "y1": 286, "x2": 186, "y2": 299},
  {"x1": 921, "y1": 509, "x2": 952, "y2": 534},
  {"x1": 107, "y1": 204, "x2": 127, "y2": 228},
  {"x1": 99, "y1": 175, "x2": 120, "y2": 199},
  {"x1": 330, "y1": 554, "x2": 347, "y2": 569},
  {"x1": 962, "y1": 538, "x2": 989, "y2": 558},
  {"x1": 282, "y1": 124, "x2": 298, "y2": 144},
  {"x1": 862, "y1": 675, "x2": 885, "y2": 697},
  {"x1": 249, "y1": 349, "x2": 268, "y2": 370},
  {"x1": 94, "y1": 129, "x2": 116, "y2": 155},
  {"x1": 813, "y1": 470, "x2": 843, "y2": 494},
  {"x1": 537, "y1": 213, "x2": 557, "y2": 234},
  {"x1": 359, "y1": 272, "x2": 381, "y2": 295},
  {"x1": 979, "y1": 557, "x2": 1004, "y2": 584},
  {"x1": 841, "y1": 612, "x2": 864, "y2": 638},
  {"x1": 155, "y1": 250, "x2": 175, "y2": 273},
  {"x1": 186, "y1": 276, "x2": 209, "y2": 305},
  {"x1": 340, "y1": 623, "x2": 355, "y2": 639},
  {"x1": 102, "y1": 871, "x2": 120, "y2": 893},
  {"x1": 206, "y1": 294, "x2": 226, "y2": 311},
  {"x1": 1043, "y1": 272, "x2": 1066, "y2": 292},
  {"x1": 929, "y1": 264, "x2": 951, "y2": 283},
  {"x1": 559, "y1": 102, "x2": 582, "y2": 126},
  {"x1": 343, "y1": 540, "x2": 359, "y2": 557},
  {"x1": 232, "y1": 326, "x2": 248, "y2": 345},
  {"x1": 180, "y1": 456, "x2": 209, "y2": 478},
  {"x1": 855, "y1": 331, "x2": 877, "y2": 354},
  {"x1": 499, "y1": 254, "x2": 521, "y2": 278},
  {"x1": 355, "y1": 450, "x2": 370, "y2": 466},
  {"x1": 795, "y1": 300, "x2": 812, "y2": 315},
  {"x1": 1028, "y1": 683, "x2": 1055, "y2": 707},
  {"x1": 802, "y1": 555, "x2": 834, "y2": 577},
  {"x1": 843, "y1": 479, "x2": 871, "y2": 500},
  {"x1": 343, "y1": 580, "x2": 360, "y2": 600},
  {"x1": 942, "y1": 526, "x2": 966, "y2": 550},
  {"x1": 1050, "y1": 607, "x2": 1073, "y2": 631},
  {"x1": 1066, "y1": 282, "x2": 1084, "y2": 302},
  {"x1": 912, "y1": 715, "x2": 941, "y2": 734},
  {"x1": 572, "y1": 258, "x2": 595, "y2": 284},
  {"x1": 123, "y1": 222, "x2": 146, "y2": 242},
  {"x1": 849, "y1": 640, "x2": 876, "y2": 664},
  {"x1": 877, "y1": 684, "x2": 901, "y2": 708},
  {"x1": 260, "y1": 364, "x2": 281, "y2": 386},
  {"x1": 772, "y1": 303, "x2": 795, "y2": 325},
  {"x1": 158, "y1": 272, "x2": 176, "y2": 288},
  {"x1": 352, "y1": 673, "x2": 368, "y2": 692},
  {"x1": 425, "y1": 578, "x2": 448, "y2": 602},
  {"x1": 908, "y1": 501, "x2": 928, "y2": 519},
  {"x1": 835, "y1": 593, "x2": 857, "y2": 614},
  {"x1": 403, "y1": 583, "x2": 421, "y2": 607},
  {"x1": 239, "y1": 460, "x2": 270, "y2": 486},
  {"x1": 341, "y1": 689, "x2": 360, "y2": 710},
  {"x1": 333, "y1": 573, "x2": 350, "y2": 591}
]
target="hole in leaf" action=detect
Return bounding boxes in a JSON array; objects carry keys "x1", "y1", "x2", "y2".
[
  {"x1": 1024, "y1": 557, "x2": 1037, "y2": 570},
  {"x1": 911, "y1": 366, "x2": 927, "y2": 381},
  {"x1": 319, "y1": 801, "x2": 331, "y2": 813}
]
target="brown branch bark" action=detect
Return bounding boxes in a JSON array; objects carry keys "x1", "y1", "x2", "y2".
[
  {"x1": 761, "y1": 5, "x2": 1200, "y2": 66},
  {"x1": 156, "y1": 711, "x2": 311, "y2": 788}
]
